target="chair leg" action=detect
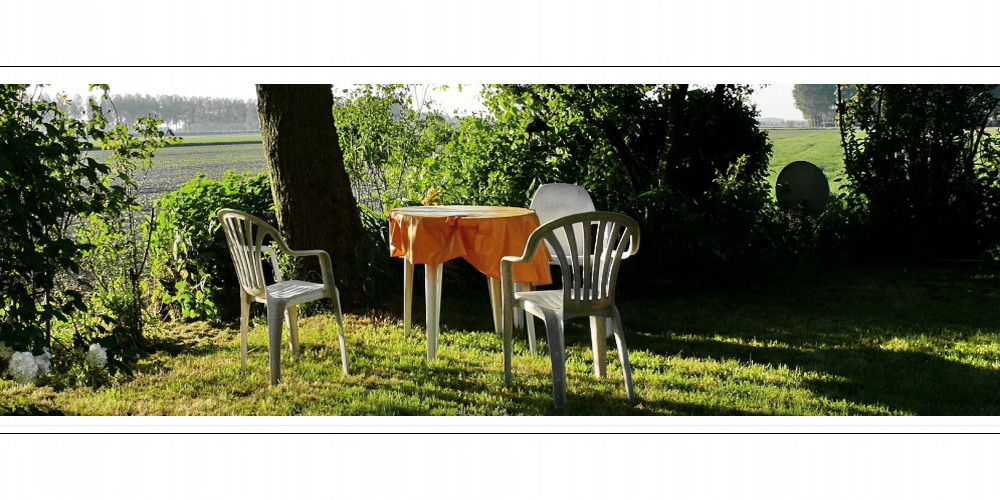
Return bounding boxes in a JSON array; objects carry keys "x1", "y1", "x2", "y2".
[
  {"x1": 502, "y1": 298, "x2": 514, "y2": 388},
  {"x1": 267, "y1": 301, "x2": 284, "y2": 385},
  {"x1": 542, "y1": 313, "x2": 567, "y2": 408},
  {"x1": 522, "y1": 283, "x2": 537, "y2": 353},
  {"x1": 333, "y1": 293, "x2": 349, "y2": 375},
  {"x1": 590, "y1": 316, "x2": 608, "y2": 378},
  {"x1": 512, "y1": 283, "x2": 524, "y2": 330},
  {"x1": 526, "y1": 314, "x2": 537, "y2": 354},
  {"x1": 610, "y1": 307, "x2": 635, "y2": 402},
  {"x1": 239, "y1": 292, "x2": 250, "y2": 372},
  {"x1": 286, "y1": 305, "x2": 300, "y2": 356}
]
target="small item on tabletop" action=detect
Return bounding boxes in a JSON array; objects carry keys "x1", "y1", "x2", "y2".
[{"x1": 422, "y1": 187, "x2": 441, "y2": 206}]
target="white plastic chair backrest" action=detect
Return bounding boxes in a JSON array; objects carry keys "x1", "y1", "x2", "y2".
[
  {"x1": 526, "y1": 212, "x2": 640, "y2": 314},
  {"x1": 529, "y1": 183, "x2": 596, "y2": 224},
  {"x1": 217, "y1": 208, "x2": 283, "y2": 299},
  {"x1": 529, "y1": 183, "x2": 596, "y2": 263}
]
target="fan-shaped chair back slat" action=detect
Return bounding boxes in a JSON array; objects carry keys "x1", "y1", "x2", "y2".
[
  {"x1": 535, "y1": 212, "x2": 639, "y2": 314},
  {"x1": 218, "y1": 209, "x2": 281, "y2": 299}
]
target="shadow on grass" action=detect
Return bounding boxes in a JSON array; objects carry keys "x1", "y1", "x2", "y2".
[
  {"x1": 342, "y1": 356, "x2": 750, "y2": 416},
  {"x1": 0, "y1": 403, "x2": 70, "y2": 416},
  {"x1": 369, "y1": 264, "x2": 999, "y2": 416},
  {"x1": 614, "y1": 265, "x2": 1000, "y2": 415},
  {"x1": 147, "y1": 322, "x2": 234, "y2": 357},
  {"x1": 627, "y1": 333, "x2": 998, "y2": 415}
]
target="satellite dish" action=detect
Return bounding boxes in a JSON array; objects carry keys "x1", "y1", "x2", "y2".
[{"x1": 775, "y1": 161, "x2": 830, "y2": 217}]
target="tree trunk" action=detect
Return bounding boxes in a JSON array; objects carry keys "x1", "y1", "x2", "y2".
[{"x1": 256, "y1": 84, "x2": 364, "y2": 304}]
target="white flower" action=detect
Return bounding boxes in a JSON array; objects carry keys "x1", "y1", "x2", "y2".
[
  {"x1": 86, "y1": 344, "x2": 108, "y2": 368},
  {"x1": 8, "y1": 352, "x2": 39, "y2": 384},
  {"x1": 35, "y1": 348, "x2": 52, "y2": 376},
  {"x1": 0, "y1": 342, "x2": 12, "y2": 361}
]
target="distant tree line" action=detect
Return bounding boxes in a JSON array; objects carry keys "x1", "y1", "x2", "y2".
[
  {"x1": 46, "y1": 92, "x2": 260, "y2": 133},
  {"x1": 792, "y1": 84, "x2": 850, "y2": 127},
  {"x1": 794, "y1": 84, "x2": 1000, "y2": 128},
  {"x1": 757, "y1": 117, "x2": 809, "y2": 127}
]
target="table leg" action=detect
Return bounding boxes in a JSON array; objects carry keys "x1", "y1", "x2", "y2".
[
  {"x1": 425, "y1": 262, "x2": 443, "y2": 359},
  {"x1": 488, "y1": 276, "x2": 502, "y2": 334},
  {"x1": 403, "y1": 259, "x2": 414, "y2": 337},
  {"x1": 590, "y1": 316, "x2": 608, "y2": 378}
]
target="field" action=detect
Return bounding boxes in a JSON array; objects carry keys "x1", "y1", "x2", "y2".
[
  {"x1": 87, "y1": 133, "x2": 267, "y2": 202},
  {"x1": 92, "y1": 129, "x2": 850, "y2": 203},
  {"x1": 764, "y1": 127, "x2": 845, "y2": 191}
]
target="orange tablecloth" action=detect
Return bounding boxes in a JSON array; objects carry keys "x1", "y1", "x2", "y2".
[{"x1": 389, "y1": 205, "x2": 552, "y2": 285}]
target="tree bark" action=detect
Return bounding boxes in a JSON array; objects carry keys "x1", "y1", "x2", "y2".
[{"x1": 256, "y1": 84, "x2": 364, "y2": 304}]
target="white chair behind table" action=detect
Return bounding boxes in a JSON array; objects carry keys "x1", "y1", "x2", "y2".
[
  {"x1": 515, "y1": 183, "x2": 603, "y2": 351},
  {"x1": 217, "y1": 208, "x2": 349, "y2": 385},
  {"x1": 529, "y1": 183, "x2": 597, "y2": 265},
  {"x1": 500, "y1": 211, "x2": 640, "y2": 408}
]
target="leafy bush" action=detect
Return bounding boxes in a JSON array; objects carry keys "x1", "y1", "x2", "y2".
[
  {"x1": 149, "y1": 171, "x2": 274, "y2": 321},
  {"x1": 837, "y1": 84, "x2": 1000, "y2": 259},
  {"x1": 0, "y1": 85, "x2": 128, "y2": 355},
  {"x1": 332, "y1": 84, "x2": 787, "y2": 284},
  {"x1": 1, "y1": 85, "x2": 175, "y2": 385},
  {"x1": 332, "y1": 85, "x2": 461, "y2": 298},
  {"x1": 333, "y1": 84, "x2": 457, "y2": 213},
  {"x1": 422, "y1": 84, "x2": 775, "y2": 276},
  {"x1": 74, "y1": 114, "x2": 178, "y2": 358}
]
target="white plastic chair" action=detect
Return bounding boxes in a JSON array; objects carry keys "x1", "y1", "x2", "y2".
[
  {"x1": 217, "y1": 208, "x2": 349, "y2": 385},
  {"x1": 500, "y1": 211, "x2": 640, "y2": 408},
  {"x1": 520, "y1": 183, "x2": 609, "y2": 351}
]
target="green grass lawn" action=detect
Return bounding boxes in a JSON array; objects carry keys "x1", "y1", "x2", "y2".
[
  {"x1": 764, "y1": 127, "x2": 845, "y2": 192},
  {"x1": 3, "y1": 265, "x2": 996, "y2": 416}
]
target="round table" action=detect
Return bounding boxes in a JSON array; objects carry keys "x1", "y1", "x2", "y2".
[{"x1": 389, "y1": 205, "x2": 552, "y2": 359}]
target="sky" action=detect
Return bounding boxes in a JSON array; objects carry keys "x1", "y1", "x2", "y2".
[{"x1": 39, "y1": 82, "x2": 805, "y2": 121}]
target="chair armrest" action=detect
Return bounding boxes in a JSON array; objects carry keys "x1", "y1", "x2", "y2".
[
  {"x1": 500, "y1": 252, "x2": 536, "y2": 324},
  {"x1": 501, "y1": 233, "x2": 546, "y2": 265},
  {"x1": 273, "y1": 241, "x2": 337, "y2": 295},
  {"x1": 289, "y1": 249, "x2": 336, "y2": 292},
  {"x1": 258, "y1": 223, "x2": 338, "y2": 295}
]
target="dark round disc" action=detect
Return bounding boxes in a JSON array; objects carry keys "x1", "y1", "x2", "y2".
[{"x1": 775, "y1": 161, "x2": 830, "y2": 217}]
